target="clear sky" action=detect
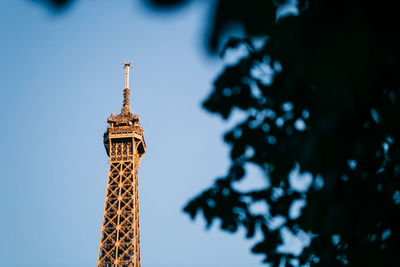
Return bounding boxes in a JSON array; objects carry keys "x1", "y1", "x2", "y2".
[{"x1": 0, "y1": 1, "x2": 267, "y2": 266}]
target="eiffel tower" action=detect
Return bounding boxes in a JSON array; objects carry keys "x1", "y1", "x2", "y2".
[{"x1": 97, "y1": 63, "x2": 146, "y2": 267}]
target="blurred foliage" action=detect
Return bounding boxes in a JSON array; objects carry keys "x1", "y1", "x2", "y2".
[
  {"x1": 37, "y1": 0, "x2": 400, "y2": 266},
  {"x1": 32, "y1": 0, "x2": 73, "y2": 10}
]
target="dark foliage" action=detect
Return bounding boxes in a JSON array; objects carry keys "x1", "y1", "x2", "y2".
[
  {"x1": 181, "y1": 0, "x2": 400, "y2": 266},
  {"x1": 32, "y1": 0, "x2": 72, "y2": 10},
  {"x1": 36, "y1": 0, "x2": 400, "y2": 266},
  {"x1": 147, "y1": 0, "x2": 187, "y2": 8}
]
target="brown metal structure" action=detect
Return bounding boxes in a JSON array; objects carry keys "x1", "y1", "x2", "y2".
[{"x1": 97, "y1": 63, "x2": 146, "y2": 267}]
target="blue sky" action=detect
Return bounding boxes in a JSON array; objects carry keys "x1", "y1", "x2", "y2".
[{"x1": 0, "y1": 1, "x2": 267, "y2": 266}]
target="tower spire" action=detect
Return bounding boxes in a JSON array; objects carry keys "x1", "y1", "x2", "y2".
[{"x1": 122, "y1": 62, "x2": 132, "y2": 114}]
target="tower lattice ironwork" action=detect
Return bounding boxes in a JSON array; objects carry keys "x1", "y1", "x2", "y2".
[{"x1": 97, "y1": 63, "x2": 146, "y2": 267}]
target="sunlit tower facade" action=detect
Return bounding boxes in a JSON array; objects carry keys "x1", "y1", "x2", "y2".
[{"x1": 97, "y1": 63, "x2": 146, "y2": 267}]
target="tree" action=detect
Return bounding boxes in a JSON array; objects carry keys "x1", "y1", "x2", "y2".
[{"x1": 37, "y1": 0, "x2": 400, "y2": 265}]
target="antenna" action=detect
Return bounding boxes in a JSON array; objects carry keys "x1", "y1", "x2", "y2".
[
  {"x1": 123, "y1": 62, "x2": 132, "y2": 89},
  {"x1": 121, "y1": 62, "x2": 133, "y2": 114}
]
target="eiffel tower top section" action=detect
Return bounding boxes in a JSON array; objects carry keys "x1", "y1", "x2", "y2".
[
  {"x1": 106, "y1": 62, "x2": 140, "y2": 127},
  {"x1": 104, "y1": 62, "x2": 146, "y2": 157}
]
